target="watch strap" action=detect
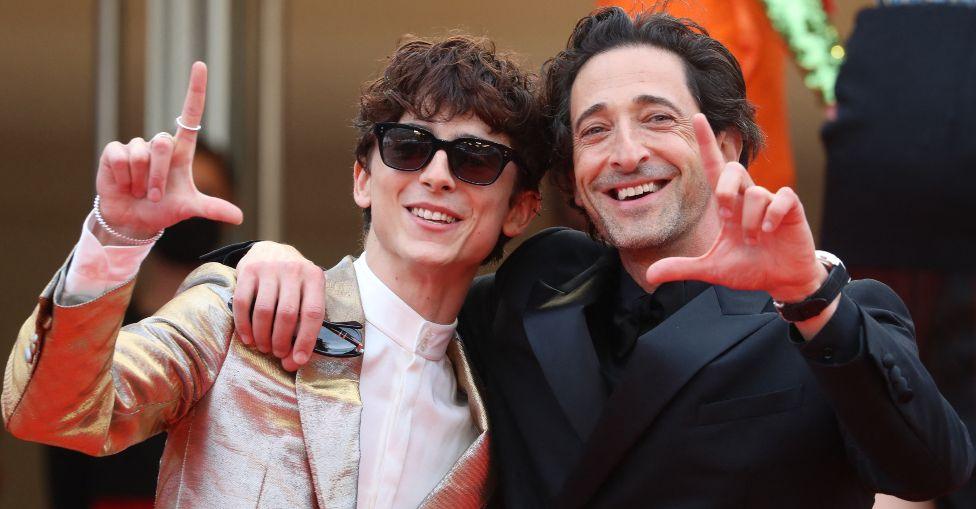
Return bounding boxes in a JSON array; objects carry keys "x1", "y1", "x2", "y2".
[{"x1": 774, "y1": 260, "x2": 851, "y2": 322}]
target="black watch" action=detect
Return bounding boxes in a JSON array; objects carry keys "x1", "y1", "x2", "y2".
[{"x1": 773, "y1": 251, "x2": 850, "y2": 323}]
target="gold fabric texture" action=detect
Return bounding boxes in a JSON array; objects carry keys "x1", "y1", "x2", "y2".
[{"x1": 3, "y1": 256, "x2": 491, "y2": 508}]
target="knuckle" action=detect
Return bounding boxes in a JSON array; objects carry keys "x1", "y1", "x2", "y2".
[
  {"x1": 276, "y1": 305, "x2": 298, "y2": 321},
  {"x1": 253, "y1": 303, "x2": 275, "y2": 318},
  {"x1": 301, "y1": 305, "x2": 325, "y2": 320},
  {"x1": 744, "y1": 186, "x2": 767, "y2": 199},
  {"x1": 153, "y1": 137, "x2": 174, "y2": 153}
]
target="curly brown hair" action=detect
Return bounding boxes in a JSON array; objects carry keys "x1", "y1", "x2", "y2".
[
  {"x1": 541, "y1": 7, "x2": 764, "y2": 236},
  {"x1": 353, "y1": 34, "x2": 546, "y2": 263}
]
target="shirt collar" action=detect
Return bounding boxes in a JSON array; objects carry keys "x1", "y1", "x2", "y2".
[{"x1": 354, "y1": 254, "x2": 457, "y2": 361}]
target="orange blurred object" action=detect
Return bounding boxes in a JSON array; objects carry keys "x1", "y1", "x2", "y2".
[{"x1": 597, "y1": 0, "x2": 796, "y2": 191}]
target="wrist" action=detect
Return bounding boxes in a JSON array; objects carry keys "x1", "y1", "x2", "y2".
[
  {"x1": 92, "y1": 195, "x2": 164, "y2": 246},
  {"x1": 769, "y1": 262, "x2": 829, "y2": 303}
]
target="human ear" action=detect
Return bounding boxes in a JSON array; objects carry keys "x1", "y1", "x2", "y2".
[
  {"x1": 353, "y1": 159, "x2": 371, "y2": 209},
  {"x1": 716, "y1": 129, "x2": 744, "y2": 164},
  {"x1": 502, "y1": 190, "x2": 542, "y2": 238}
]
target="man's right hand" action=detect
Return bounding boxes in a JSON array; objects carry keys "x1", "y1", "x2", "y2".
[
  {"x1": 233, "y1": 242, "x2": 325, "y2": 371},
  {"x1": 95, "y1": 61, "x2": 242, "y2": 243}
]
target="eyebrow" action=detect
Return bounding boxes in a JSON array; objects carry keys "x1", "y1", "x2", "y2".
[
  {"x1": 573, "y1": 95, "x2": 685, "y2": 133},
  {"x1": 574, "y1": 103, "x2": 606, "y2": 133},
  {"x1": 634, "y1": 94, "x2": 684, "y2": 116}
]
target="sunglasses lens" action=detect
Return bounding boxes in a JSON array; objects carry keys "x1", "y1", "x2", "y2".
[
  {"x1": 450, "y1": 140, "x2": 505, "y2": 184},
  {"x1": 314, "y1": 325, "x2": 363, "y2": 357},
  {"x1": 381, "y1": 126, "x2": 433, "y2": 171}
]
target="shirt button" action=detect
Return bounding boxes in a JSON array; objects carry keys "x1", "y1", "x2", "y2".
[
  {"x1": 24, "y1": 343, "x2": 34, "y2": 364},
  {"x1": 822, "y1": 347, "x2": 834, "y2": 362}
]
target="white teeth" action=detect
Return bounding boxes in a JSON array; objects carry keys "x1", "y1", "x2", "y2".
[
  {"x1": 615, "y1": 181, "x2": 665, "y2": 200},
  {"x1": 410, "y1": 207, "x2": 457, "y2": 224}
]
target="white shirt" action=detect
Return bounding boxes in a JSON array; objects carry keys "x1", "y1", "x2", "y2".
[{"x1": 63, "y1": 214, "x2": 477, "y2": 509}]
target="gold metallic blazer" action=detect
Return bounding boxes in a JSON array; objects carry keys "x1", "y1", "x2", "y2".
[{"x1": 2, "y1": 256, "x2": 490, "y2": 508}]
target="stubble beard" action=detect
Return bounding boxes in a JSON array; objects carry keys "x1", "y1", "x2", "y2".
[{"x1": 589, "y1": 175, "x2": 712, "y2": 252}]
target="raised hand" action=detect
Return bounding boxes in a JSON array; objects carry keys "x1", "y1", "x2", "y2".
[
  {"x1": 94, "y1": 62, "x2": 242, "y2": 242},
  {"x1": 233, "y1": 242, "x2": 325, "y2": 371},
  {"x1": 645, "y1": 114, "x2": 826, "y2": 304}
]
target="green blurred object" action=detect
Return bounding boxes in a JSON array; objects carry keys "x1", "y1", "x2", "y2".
[{"x1": 762, "y1": 0, "x2": 843, "y2": 104}]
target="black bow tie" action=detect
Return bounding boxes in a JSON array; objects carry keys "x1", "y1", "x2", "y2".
[{"x1": 610, "y1": 290, "x2": 667, "y2": 358}]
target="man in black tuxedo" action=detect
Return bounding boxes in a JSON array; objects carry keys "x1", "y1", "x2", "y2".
[{"x1": 224, "y1": 8, "x2": 974, "y2": 508}]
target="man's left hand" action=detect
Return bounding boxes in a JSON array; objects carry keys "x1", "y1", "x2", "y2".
[{"x1": 645, "y1": 114, "x2": 830, "y2": 325}]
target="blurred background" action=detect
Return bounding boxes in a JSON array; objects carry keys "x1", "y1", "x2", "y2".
[{"x1": 3, "y1": 0, "x2": 966, "y2": 508}]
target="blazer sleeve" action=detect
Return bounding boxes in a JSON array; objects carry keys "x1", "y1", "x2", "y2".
[
  {"x1": 2, "y1": 258, "x2": 236, "y2": 457},
  {"x1": 797, "y1": 278, "x2": 976, "y2": 500}
]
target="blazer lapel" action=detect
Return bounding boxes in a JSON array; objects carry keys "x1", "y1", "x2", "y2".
[
  {"x1": 420, "y1": 338, "x2": 492, "y2": 508},
  {"x1": 296, "y1": 256, "x2": 365, "y2": 509},
  {"x1": 522, "y1": 253, "x2": 616, "y2": 442},
  {"x1": 557, "y1": 286, "x2": 777, "y2": 507}
]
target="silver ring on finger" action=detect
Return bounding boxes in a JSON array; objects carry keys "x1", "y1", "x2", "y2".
[{"x1": 175, "y1": 116, "x2": 202, "y2": 132}]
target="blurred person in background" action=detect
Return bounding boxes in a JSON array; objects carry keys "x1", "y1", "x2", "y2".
[
  {"x1": 43, "y1": 142, "x2": 234, "y2": 509},
  {"x1": 821, "y1": 2, "x2": 976, "y2": 508}
]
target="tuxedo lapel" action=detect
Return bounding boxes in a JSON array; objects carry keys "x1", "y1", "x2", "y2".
[
  {"x1": 420, "y1": 338, "x2": 491, "y2": 508},
  {"x1": 296, "y1": 256, "x2": 365, "y2": 509},
  {"x1": 522, "y1": 254, "x2": 616, "y2": 442},
  {"x1": 557, "y1": 286, "x2": 777, "y2": 506}
]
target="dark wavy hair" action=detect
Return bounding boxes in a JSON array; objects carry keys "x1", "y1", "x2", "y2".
[
  {"x1": 353, "y1": 34, "x2": 545, "y2": 263},
  {"x1": 541, "y1": 7, "x2": 764, "y2": 225}
]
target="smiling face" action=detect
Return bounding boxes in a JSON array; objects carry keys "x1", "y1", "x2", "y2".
[
  {"x1": 354, "y1": 111, "x2": 536, "y2": 275},
  {"x1": 570, "y1": 45, "x2": 718, "y2": 253}
]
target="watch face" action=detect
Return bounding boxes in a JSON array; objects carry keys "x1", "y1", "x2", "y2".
[{"x1": 814, "y1": 250, "x2": 844, "y2": 269}]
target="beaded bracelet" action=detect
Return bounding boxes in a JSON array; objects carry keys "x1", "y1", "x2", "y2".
[{"x1": 92, "y1": 195, "x2": 164, "y2": 245}]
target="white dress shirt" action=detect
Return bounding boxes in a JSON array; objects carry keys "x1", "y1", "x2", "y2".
[{"x1": 63, "y1": 215, "x2": 477, "y2": 509}]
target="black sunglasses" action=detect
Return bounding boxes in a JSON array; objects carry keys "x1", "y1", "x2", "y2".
[
  {"x1": 227, "y1": 299, "x2": 364, "y2": 358},
  {"x1": 373, "y1": 122, "x2": 519, "y2": 186}
]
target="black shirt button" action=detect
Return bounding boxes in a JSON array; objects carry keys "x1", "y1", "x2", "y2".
[{"x1": 822, "y1": 347, "x2": 834, "y2": 361}]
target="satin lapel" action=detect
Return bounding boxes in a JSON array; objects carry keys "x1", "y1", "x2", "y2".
[
  {"x1": 296, "y1": 256, "x2": 365, "y2": 509},
  {"x1": 420, "y1": 338, "x2": 491, "y2": 508},
  {"x1": 557, "y1": 287, "x2": 777, "y2": 507},
  {"x1": 522, "y1": 254, "x2": 616, "y2": 442}
]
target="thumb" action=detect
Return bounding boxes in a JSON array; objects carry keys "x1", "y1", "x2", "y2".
[
  {"x1": 645, "y1": 256, "x2": 709, "y2": 287},
  {"x1": 192, "y1": 194, "x2": 244, "y2": 225}
]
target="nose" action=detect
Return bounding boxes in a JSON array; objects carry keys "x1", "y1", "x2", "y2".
[
  {"x1": 419, "y1": 149, "x2": 456, "y2": 192},
  {"x1": 609, "y1": 124, "x2": 650, "y2": 173}
]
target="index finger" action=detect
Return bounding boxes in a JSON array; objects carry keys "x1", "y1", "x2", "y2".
[
  {"x1": 692, "y1": 113, "x2": 725, "y2": 189},
  {"x1": 175, "y1": 61, "x2": 208, "y2": 148}
]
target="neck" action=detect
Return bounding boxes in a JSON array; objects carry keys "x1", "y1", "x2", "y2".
[
  {"x1": 618, "y1": 208, "x2": 720, "y2": 293},
  {"x1": 363, "y1": 243, "x2": 476, "y2": 326}
]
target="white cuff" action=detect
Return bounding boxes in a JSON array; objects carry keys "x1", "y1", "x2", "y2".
[{"x1": 63, "y1": 211, "x2": 155, "y2": 299}]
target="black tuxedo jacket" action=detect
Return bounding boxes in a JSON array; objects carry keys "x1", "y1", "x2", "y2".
[{"x1": 459, "y1": 228, "x2": 974, "y2": 508}]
